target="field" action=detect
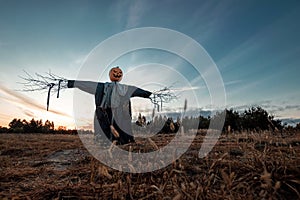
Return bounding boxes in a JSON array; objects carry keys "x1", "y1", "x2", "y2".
[{"x1": 0, "y1": 131, "x2": 300, "y2": 200}]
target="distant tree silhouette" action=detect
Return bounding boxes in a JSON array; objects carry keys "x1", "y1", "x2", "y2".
[
  {"x1": 241, "y1": 106, "x2": 285, "y2": 131},
  {"x1": 7, "y1": 118, "x2": 56, "y2": 133},
  {"x1": 136, "y1": 113, "x2": 147, "y2": 127},
  {"x1": 159, "y1": 118, "x2": 180, "y2": 134},
  {"x1": 44, "y1": 120, "x2": 55, "y2": 133},
  {"x1": 0, "y1": 126, "x2": 8, "y2": 133},
  {"x1": 133, "y1": 106, "x2": 286, "y2": 134},
  {"x1": 9, "y1": 118, "x2": 24, "y2": 133},
  {"x1": 2, "y1": 106, "x2": 289, "y2": 135},
  {"x1": 223, "y1": 109, "x2": 241, "y2": 132},
  {"x1": 241, "y1": 107, "x2": 269, "y2": 131},
  {"x1": 198, "y1": 115, "x2": 210, "y2": 129}
]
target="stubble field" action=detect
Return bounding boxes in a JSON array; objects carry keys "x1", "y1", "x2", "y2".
[{"x1": 0, "y1": 131, "x2": 299, "y2": 199}]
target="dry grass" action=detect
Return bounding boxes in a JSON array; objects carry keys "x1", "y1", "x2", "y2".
[{"x1": 0, "y1": 131, "x2": 299, "y2": 200}]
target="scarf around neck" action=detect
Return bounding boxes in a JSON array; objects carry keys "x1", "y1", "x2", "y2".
[{"x1": 100, "y1": 82, "x2": 128, "y2": 108}]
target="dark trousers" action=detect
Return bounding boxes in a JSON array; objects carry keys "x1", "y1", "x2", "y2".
[{"x1": 95, "y1": 107, "x2": 135, "y2": 145}]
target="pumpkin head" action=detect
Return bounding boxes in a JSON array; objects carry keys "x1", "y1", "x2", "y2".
[{"x1": 109, "y1": 66, "x2": 123, "y2": 82}]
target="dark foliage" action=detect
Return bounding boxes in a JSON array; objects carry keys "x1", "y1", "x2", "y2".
[
  {"x1": 5, "y1": 118, "x2": 77, "y2": 134},
  {"x1": 3, "y1": 106, "x2": 297, "y2": 134},
  {"x1": 137, "y1": 106, "x2": 287, "y2": 134},
  {"x1": 223, "y1": 106, "x2": 285, "y2": 132}
]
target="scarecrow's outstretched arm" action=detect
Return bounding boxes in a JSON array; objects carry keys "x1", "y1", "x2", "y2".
[
  {"x1": 67, "y1": 80, "x2": 101, "y2": 94},
  {"x1": 130, "y1": 86, "x2": 152, "y2": 98}
]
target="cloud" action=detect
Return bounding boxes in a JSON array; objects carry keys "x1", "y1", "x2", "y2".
[
  {"x1": 224, "y1": 79, "x2": 243, "y2": 86},
  {"x1": 125, "y1": 1, "x2": 152, "y2": 29},
  {"x1": 126, "y1": 1, "x2": 143, "y2": 28},
  {"x1": 285, "y1": 105, "x2": 300, "y2": 110},
  {"x1": 217, "y1": 8, "x2": 300, "y2": 75},
  {"x1": 0, "y1": 84, "x2": 71, "y2": 117},
  {"x1": 22, "y1": 108, "x2": 35, "y2": 118},
  {"x1": 0, "y1": 112, "x2": 14, "y2": 122},
  {"x1": 171, "y1": 86, "x2": 206, "y2": 92},
  {"x1": 77, "y1": 122, "x2": 93, "y2": 131},
  {"x1": 109, "y1": 1, "x2": 151, "y2": 29},
  {"x1": 226, "y1": 100, "x2": 300, "y2": 119}
]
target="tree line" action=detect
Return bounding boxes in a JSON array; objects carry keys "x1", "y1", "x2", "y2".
[
  {"x1": 137, "y1": 106, "x2": 300, "y2": 134},
  {"x1": 1, "y1": 106, "x2": 300, "y2": 134},
  {"x1": 0, "y1": 118, "x2": 80, "y2": 134}
]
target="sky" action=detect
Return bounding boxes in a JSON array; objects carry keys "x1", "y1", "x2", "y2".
[{"x1": 0, "y1": 0, "x2": 300, "y2": 129}]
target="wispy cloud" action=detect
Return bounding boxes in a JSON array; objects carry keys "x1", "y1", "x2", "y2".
[
  {"x1": 0, "y1": 84, "x2": 71, "y2": 117},
  {"x1": 228, "y1": 100, "x2": 300, "y2": 119},
  {"x1": 224, "y1": 79, "x2": 243, "y2": 86},
  {"x1": 21, "y1": 108, "x2": 35, "y2": 118},
  {"x1": 284, "y1": 105, "x2": 300, "y2": 111},
  {"x1": 217, "y1": 8, "x2": 300, "y2": 74},
  {"x1": 126, "y1": 1, "x2": 146, "y2": 28},
  {"x1": 110, "y1": 1, "x2": 151, "y2": 29},
  {"x1": 171, "y1": 86, "x2": 205, "y2": 92}
]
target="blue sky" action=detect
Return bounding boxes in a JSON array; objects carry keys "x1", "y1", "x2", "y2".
[{"x1": 0, "y1": 0, "x2": 300, "y2": 128}]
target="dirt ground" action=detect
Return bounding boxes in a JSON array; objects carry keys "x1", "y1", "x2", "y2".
[{"x1": 0, "y1": 132, "x2": 300, "y2": 200}]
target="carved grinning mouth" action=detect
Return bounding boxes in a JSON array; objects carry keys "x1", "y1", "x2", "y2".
[{"x1": 113, "y1": 74, "x2": 122, "y2": 78}]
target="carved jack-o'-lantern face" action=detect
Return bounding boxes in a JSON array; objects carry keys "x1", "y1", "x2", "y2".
[{"x1": 109, "y1": 67, "x2": 123, "y2": 82}]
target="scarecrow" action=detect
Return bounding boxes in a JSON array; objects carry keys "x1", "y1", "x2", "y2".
[
  {"x1": 19, "y1": 67, "x2": 176, "y2": 145},
  {"x1": 68, "y1": 67, "x2": 151, "y2": 144}
]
